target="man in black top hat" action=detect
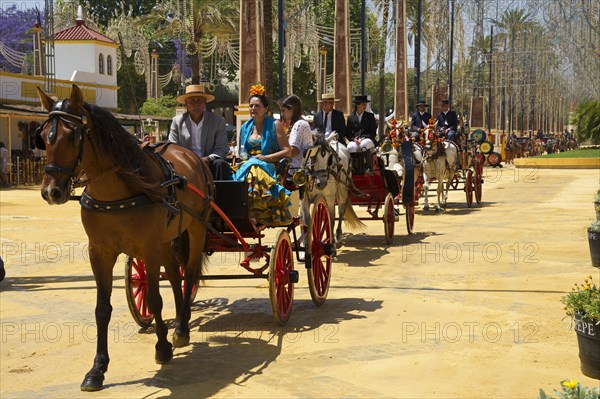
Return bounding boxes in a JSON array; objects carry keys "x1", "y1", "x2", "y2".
[
  {"x1": 410, "y1": 100, "x2": 432, "y2": 140},
  {"x1": 344, "y1": 95, "x2": 377, "y2": 152},
  {"x1": 436, "y1": 99, "x2": 459, "y2": 142}
]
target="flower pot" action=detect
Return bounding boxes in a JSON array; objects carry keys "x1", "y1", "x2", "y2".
[
  {"x1": 574, "y1": 313, "x2": 600, "y2": 379},
  {"x1": 595, "y1": 200, "x2": 600, "y2": 221},
  {"x1": 589, "y1": 228, "x2": 600, "y2": 268}
]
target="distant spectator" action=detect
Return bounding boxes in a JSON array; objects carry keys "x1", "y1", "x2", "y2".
[{"x1": 0, "y1": 142, "x2": 9, "y2": 187}]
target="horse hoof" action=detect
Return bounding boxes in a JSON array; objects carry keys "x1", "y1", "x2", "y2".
[
  {"x1": 155, "y1": 343, "x2": 173, "y2": 364},
  {"x1": 81, "y1": 372, "x2": 104, "y2": 391},
  {"x1": 172, "y1": 331, "x2": 190, "y2": 348}
]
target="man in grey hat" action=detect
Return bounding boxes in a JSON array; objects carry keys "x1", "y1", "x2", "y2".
[
  {"x1": 169, "y1": 84, "x2": 232, "y2": 180},
  {"x1": 410, "y1": 100, "x2": 432, "y2": 140}
]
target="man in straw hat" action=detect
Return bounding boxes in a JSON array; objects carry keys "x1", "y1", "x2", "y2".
[
  {"x1": 169, "y1": 84, "x2": 232, "y2": 180},
  {"x1": 410, "y1": 99, "x2": 432, "y2": 140},
  {"x1": 344, "y1": 95, "x2": 377, "y2": 152},
  {"x1": 313, "y1": 93, "x2": 346, "y2": 138}
]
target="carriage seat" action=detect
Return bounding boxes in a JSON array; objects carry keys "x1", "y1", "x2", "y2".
[{"x1": 211, "y1": 180, "x2": 254, "y2": 232}]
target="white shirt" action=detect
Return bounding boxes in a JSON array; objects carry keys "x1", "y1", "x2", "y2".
[
  {"x1": 189, "y1": 117, "x2": 204, "y2": 157},
  {"x1": 288, "y1": 120, "x2": 313, "y2": 170},
  {"x1": 356, "y1": 111, "x2": 364, "y2": 123},
  {"x1": 323, "y1": 111, "x2": 332, "y2": 134}
]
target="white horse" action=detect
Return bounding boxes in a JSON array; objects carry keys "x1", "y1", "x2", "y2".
[
  {"x1": 422, "y1": 135, "x2": 459, "y2": 212},
  {"x1": 300, "y1": 132, "x2": 364, "y2": 248}
]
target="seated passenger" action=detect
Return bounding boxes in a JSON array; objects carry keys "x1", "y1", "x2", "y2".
[
  {"x1": 233, "y1": 84, "x2": 293, "y2": 226},
  {"x1": 169, "y1": 84, "x2": 232, "y2": 180},
  {"x1": 343, "y1": 95, "x2": 377, "y2": 153},
  {"x1": 279, "y1": 94, "x2": 314, "y2": 175}
]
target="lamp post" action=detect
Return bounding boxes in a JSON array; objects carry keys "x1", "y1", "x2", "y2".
[{"x1": 318, "y1": 45, "x2": 328, "y2": 101}]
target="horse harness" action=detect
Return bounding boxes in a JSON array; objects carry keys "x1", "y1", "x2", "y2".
[{"x1": 37, "y1": 102, "x2": 213, "y2": 224}]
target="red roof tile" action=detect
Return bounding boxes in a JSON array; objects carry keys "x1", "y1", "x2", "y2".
[{"x1": 54, "y1": 21, "x2": 116, "y2": 45}]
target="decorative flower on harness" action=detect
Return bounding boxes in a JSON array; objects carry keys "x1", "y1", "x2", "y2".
[{"x1": 250, "y1": 83, "x2": 265, "y2": 96}]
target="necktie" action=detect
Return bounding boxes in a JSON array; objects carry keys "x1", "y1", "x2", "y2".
[{"x1": 324, "y1": 112, "x2": 329, "y2": 132}]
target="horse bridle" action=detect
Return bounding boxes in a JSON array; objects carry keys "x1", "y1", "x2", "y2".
[{"x1": 35, "y1": 100, "x2": 88, "y2": 177}]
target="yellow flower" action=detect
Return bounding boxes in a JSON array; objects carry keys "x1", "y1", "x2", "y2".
[
  {"x1": 562, "y1": 379, "x2": 579, "y2": 389},
  {"x1": 249, "y1": 83, "x2": 265, "y2": 96}
]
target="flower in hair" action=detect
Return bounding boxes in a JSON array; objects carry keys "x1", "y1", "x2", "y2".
[{"x1": 250, "y1": 83, "x2": 265, "y2": 96}]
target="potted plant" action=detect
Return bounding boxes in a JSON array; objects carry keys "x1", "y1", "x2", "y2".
[
  {"x1": 561, "y1": 276, "x2": 600, "y2": 379},
  {"x1": 595, "y1": 190, "x2": 600, "y2": 220},
  {"x1": 588, "y1": 220, "x2": 600, "y2": 268},
  {"x1": 538, "y1": 379, "x2": 599, "y2": 398}
]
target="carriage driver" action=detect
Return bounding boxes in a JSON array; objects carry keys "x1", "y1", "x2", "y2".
[
  {"x1": 169, "y1": 84, "x2": 233, "y2": 180},
  {"x1": 410, "y1": 100, "x2": 432, "y2": 141},
  {"x1": 436, "y1": 99, "x2": 459, "y2": 142}
]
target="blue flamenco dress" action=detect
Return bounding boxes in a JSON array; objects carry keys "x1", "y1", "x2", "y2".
[{"x1": 233, "y1": 116, "x2": 292, "y2": 226}]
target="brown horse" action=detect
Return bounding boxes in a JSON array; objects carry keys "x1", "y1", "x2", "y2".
[{"x1": 36, "y1": 85, "x2": 213, "y2": 391}]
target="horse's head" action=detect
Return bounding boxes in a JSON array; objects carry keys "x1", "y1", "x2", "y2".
[{"x1": 36, "y1": 84, "x2": 89, "y2": 205}]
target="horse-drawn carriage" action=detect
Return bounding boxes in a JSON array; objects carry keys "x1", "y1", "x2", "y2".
[
  {"x1": 125, "y1": 174, "x2": 334, "y2": 328},
  {"x1": 335, "y1": 119, "x2": 423, "y2": 244},
  {"x1": 34, "y1": 85, "x2": 335, "y2": 391},
  {"x1": 416, "y1": 122, "x2": 485, "y2": 211}
]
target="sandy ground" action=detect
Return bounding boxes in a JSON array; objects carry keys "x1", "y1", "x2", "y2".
[{"x1": 1, "y1": 165, "x2": 599, "y2": 398}]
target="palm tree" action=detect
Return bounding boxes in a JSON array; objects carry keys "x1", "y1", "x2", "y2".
[{"x1": 140, "y1": 0, "x2": 238, "y2": 85}]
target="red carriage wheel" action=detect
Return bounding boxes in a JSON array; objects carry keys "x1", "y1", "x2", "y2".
[
  {"x1": 269, "y1": 229, "x2": 295, "y2": 324},
  {"x1": 125, "y1": 257, "x2": 199, "y2": 328},
  {"x1": 180, "y1": 265, "x2": 199, "y2": 304},
  {"x1": 405, "y1": 201, "x2": 415, "y2": 235},
  {"x1": 125, "y1": 257, "x2": 154, "y2": 328},
  {"x1": 475, "y1": 169, "x2": 483, "y2": 204},
  {"x1": 383, "y1": 193, "x2": 396, "y2": 244},
  {"x1": 465, "y1": 169, "x2": 474, "y2": 208},
  {"x1": 307, "y1": 195, "x2": 333, "y2": 307}
]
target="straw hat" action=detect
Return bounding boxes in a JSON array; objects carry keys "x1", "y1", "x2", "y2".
[
  {"x1": 318, "y1": 93, "x2": 340, "y2": 102},
  {"x1": 176, "y1": 84, "x2": 215, "y2": 104}
]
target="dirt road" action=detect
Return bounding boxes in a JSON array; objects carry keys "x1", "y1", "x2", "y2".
[{"x1": 1, "y1": 165, "x2": 599, "y2": 398}]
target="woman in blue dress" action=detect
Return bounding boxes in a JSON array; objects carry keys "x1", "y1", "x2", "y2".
[{"x1": 234, "y1": 84, "x2": 293, "y2": 226}]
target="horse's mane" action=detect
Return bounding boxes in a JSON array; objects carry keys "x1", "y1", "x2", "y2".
[{"x1": 84, "y1": 103, "x2": 164, "y2": 201}]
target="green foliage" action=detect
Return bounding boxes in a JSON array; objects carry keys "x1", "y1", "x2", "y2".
[
  {"x1": 117, "y1": 55, "x2": 147, "y2": 114},
  {"x1": 140, "y1": 95, "x2": 177, "y2": 118},
  {"x1": 538, "y1": 380, "x2": 599, "y2": 399},
  {"x1": 571, "y1": 100, "x2": 600, "y2": 144},
  {"x1": 365, "y1": 72, "x2": 395, "y2": 116},
  {"x1": 561, "y1": 276, "x2": 600, "y2": 322},
  {"x1": 589, "y1": 220, "x2": 600, "y2": 234}
]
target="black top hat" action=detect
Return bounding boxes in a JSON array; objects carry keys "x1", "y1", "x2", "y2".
[
  {"x1": 441, "y1": 99, "x2": 450, "y2": 105},
  {"x1": 353, "y1": 95, "x2": 370, "y2": 104},
  {"x1": 415, "y1": 100, "x2": 428, "y2": 107}
]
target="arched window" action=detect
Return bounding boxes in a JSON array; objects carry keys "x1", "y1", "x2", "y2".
[
  {"x1": 107, "y1": 55, "x2": 112, "y2": 75},
  {"x1": 99, "y1": 54, "x2": 104, "y2": 74}
]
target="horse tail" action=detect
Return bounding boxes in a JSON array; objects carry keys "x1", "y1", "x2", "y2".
[{"x1": 343, "y1": 197, "x2": 366, "y2": 230}]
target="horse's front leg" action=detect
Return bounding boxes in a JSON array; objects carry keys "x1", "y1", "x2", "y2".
[{"x1": 80, "y1": 247, "x2": 118, "y2": 392}]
